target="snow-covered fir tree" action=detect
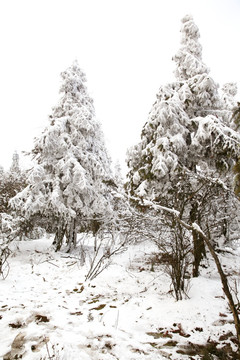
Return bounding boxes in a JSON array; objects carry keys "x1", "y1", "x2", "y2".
[
  {"x1": 11, "y1": 61, "x2": 114, "y2": 251},
  {"x1": 173, "y1": 14, "x2": 209, "y2": 82},
  {"x1": 221, "y1": 82, "x2": 238, "y2": 109},
  {"x1": 0, "y1": 154, "x2": 26, "y2": 215},
  {"x1": 126, "y1": 15, "x2": 240, "y2": 277},
  {"x1": 10, "y1": 151, "x2": 20, "y2": 174},
  {"x1": 221, "y1": 82, "x2": 238, "y2": 127},
  {"x1": 0, "y1": 156, "x2": 28, "y2": 246}
]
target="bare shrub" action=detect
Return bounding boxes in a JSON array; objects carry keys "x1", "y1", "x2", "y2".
[
  {"x1": 41, "y1": 338, "x2": 64, "y2": 360},
  {"x1": 123, "y1": 209, "x2": 193, "y2": 301},
  {"x1": 154, "y1": 217, "x2": 192, "y2": 300},
  {"x1": 85, "y1": 229, "x2": 130, "y2": 281},
  {"x1": 0, "y1": 245, "x2": 11, "y2": 279}
]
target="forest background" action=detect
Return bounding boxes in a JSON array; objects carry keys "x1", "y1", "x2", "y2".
[{"x1": 0, "y1": 0, "x2": 240, "y2": 173}]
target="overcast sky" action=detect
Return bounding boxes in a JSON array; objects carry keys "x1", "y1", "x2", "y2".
[{"x1": 0, "y1": 0, "x2": 240, "y2": 173}]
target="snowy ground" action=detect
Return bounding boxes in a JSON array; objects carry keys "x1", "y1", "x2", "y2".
[{"x1": 0, "y1": 237, "x2": 239, "y2": 359}]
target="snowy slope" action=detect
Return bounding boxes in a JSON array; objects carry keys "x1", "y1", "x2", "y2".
[{"x1": 0, "y1": 238, "x2": 239, "y2": 359}]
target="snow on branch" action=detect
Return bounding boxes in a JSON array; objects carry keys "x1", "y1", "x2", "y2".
[{"x1": 141, "y1": 199, "x2": 180, "y2": 217}]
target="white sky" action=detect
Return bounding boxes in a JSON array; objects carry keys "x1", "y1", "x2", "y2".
[{"x1": 0, "y1": 0, "x2": 240, "y2": 173}]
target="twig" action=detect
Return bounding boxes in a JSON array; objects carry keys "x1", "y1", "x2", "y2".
[
  {"x1": 44, "y1": 337, "x2": 52, "y2": 360},
  {"x1": 40, "y1": 259, "x2": 60, "y2": 267}
]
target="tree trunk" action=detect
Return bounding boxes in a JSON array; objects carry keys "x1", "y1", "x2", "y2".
[
  {"x1": 190, "y1": 205, "x2": 206, "y2": 277},
  {"x1": 92, "y1": 219, "x2": 101, "y2": 252},
  {"x1": 53, "y1": 222, "x2": 66, "y2": 251},
  {"x1": 201, "y1": 231, "x2": 240, "y2": 349},
  {"x1": 66, "y1": 218, "x2": 77, "y2": 253},
  {"x1": 192, "y1": 229, "x2": 206, "y2": 277}
]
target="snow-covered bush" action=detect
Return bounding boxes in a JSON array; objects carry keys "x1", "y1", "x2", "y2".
[
  {"x1": 82, "y1": 190, "x2": 135, "y2": 280},
  {"x1": 25, "y1": 226, "x2": 46, "y2": 240},
  {"x1": 0, "y1": 213, "x2": 14, "y2": 279}
]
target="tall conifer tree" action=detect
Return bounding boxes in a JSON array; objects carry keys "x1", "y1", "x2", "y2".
[
  {"x1": 12, "y1": 61, "x2": 114, "y2": 250},
  {"x1": 126, "y1": 15, "x2": 240, "y2": 276}
]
